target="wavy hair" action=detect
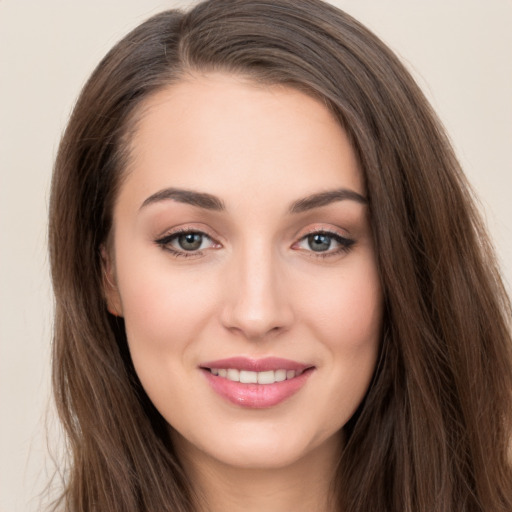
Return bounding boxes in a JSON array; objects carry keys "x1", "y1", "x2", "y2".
[{"x1": 48, "y1": 0, "x2": 512, "y2": 510}]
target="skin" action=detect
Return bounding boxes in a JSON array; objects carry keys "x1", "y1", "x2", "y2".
[{"x1": 105, "y1": 73, "x2": 383, "y2": 511}]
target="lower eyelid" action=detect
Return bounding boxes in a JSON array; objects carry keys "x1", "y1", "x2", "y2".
[
  {"x1": 154, "y1": 228, "x2": 222, "y2": 256},
  {"x1": 155, "y1": 227, "x2": 354, "y2": 256},
  {"x1": 293, "y1": 231, "x2": 355, "y2": 254}
]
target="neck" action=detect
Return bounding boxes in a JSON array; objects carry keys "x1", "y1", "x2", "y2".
[{"x1": 175, "y1": 433, "x2": 343, "y2": 512}]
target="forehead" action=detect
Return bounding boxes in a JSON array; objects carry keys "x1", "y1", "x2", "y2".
[{"x1": 119, "y1": 73, "x2": 363, "y2": 212}]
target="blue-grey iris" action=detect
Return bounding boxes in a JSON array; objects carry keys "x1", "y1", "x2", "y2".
[{"x1": 307, "y1": 233, "x2": 331, "y2": 252}]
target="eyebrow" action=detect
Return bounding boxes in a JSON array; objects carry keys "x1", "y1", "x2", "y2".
[
  {"x1": 140, "y1": 187, "x2": 226, "y2": 211},
  {"x1": 140, "y1": 186, "x2": 367, "y2": 213},
  {"x1": 288, "y1": 188, "x2": 367, "y2": 213}
]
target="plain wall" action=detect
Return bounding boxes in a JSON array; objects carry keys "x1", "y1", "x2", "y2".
[{"x1": 1, "y1": 1, "x2": 511, "y2": 510}]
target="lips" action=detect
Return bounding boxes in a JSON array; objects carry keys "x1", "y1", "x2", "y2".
[{"x1": 200, "y1": 357, "x2": 315, "y2": 408}]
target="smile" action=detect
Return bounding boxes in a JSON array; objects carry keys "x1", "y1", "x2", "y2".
[
  {"x1": 200, "y1": 357, "x2": 315, "y2": 408},
  {"x1": 208, "y1": 368, "x2": 304, "y2": 384}
]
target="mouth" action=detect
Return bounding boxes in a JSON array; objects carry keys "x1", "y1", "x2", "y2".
[
  {"x1": 205, "y1": 367, "x2": 306, "y2": 384},
  {"x1": 200, "y1": 357, "x2": 315, "y2": 408}
]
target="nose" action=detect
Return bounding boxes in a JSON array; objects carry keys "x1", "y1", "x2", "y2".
[{"x1": 220, "y1": 243, "x2": 294, "y2": 340}]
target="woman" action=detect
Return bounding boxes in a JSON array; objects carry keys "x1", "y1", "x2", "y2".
[{"x1": 48, "y1": 0, "x2": 512, "y2": 510}]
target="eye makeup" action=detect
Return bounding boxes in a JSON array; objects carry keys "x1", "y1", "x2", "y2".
[
  {"x1": 292, "y1": 229, "x2": 355, "y2": 259},
  {"x1": 154, "y1": 227, "x2": 221, "y2": 258},
  {"x1": 154, "y1": 226, "x2": 355, "y2": 260}
]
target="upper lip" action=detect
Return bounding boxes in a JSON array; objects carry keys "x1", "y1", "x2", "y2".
[{"x1": 200, "y1": 357, "x2": 312, "y2": 372}]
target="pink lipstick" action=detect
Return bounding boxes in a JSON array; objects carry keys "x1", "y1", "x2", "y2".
[{"x1": 200, "y1": 357, "x2": 314, "y2": 409}]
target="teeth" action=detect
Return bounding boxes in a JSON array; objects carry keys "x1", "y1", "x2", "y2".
[
  {"x1": 257, "y1": 370, "x2": 275, "y2": 384},
  {"x1": 209, "y1": 368, "x2": 302, "y2": 384},
  {"x1": 239, "y1": 370, "x2": 258, "y2": 384},
  {"x1": 226, "y1": 368, "x2": 240, "y2": 381},
  {"x1": 275, "y1": 369, "x2": 287, "y2": 382}
]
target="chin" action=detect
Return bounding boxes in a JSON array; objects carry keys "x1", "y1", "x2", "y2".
[{"x1": 173, "y1": 421, "x2": 342, "y2": 471}]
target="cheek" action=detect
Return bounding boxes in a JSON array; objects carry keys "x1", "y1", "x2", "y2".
[
  {"x1": 293, "y1": 254, "x2": 382, "y2": 419},
  {"x1": 296, "y1": 256, "x2": 382, "y2": 353},
  {"x1": 115, "y1": 259, "x2": 223, "y2": 415},
  {"x1": 115, "y1": 250, "x2": 221, "y2": 356}
]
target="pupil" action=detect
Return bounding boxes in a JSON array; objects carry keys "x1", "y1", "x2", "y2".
[
  {"x1": 179, "y1": 233, "x2": 202, "y2": 251},
  {"x1": 308, "y1": 233, "x2": 331, "y2": 252}
]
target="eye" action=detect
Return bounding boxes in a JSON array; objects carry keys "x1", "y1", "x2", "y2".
[
  {"x1": 306, "y1": 233, "x2": 334, "y2": 252},
  {"x1": 294, "y1": 230, "x2": 355, "y2": 256},
  {"x1": 175, "y1": 232, "x2": 206, "y2": 251},
  {"x1": 155, "y1": 229, "x2": 219, "y2": 257}
]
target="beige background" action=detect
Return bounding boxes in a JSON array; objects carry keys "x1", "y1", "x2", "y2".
[{"x1": 1, "y1": 1, "x2": 511, "y2": 510}]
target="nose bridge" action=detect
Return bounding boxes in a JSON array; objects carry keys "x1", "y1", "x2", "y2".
[{"x1": 221, "y1": 237, "x2": 293, "y2": 339}]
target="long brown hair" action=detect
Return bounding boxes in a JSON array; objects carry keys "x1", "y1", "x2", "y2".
[{"x1": 48, "y1": 1, "x2": 512, "y2": 510}]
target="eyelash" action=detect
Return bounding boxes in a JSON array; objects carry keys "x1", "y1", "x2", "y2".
[
  {"x1": 294, "y1": 229, "x2": 355, "y2": 259},
  {"x1": 154, "y1": 228, "x2": 355, "y2": 259},
  {"x1": 154, "y1": 228, "x2": 218, "y2": 258}
]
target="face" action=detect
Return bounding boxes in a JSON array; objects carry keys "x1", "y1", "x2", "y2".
[{"x1": 105, "y1": 73, "x2": 382, "y2": 471}]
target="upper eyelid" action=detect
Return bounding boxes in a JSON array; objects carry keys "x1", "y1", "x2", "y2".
[
  {"x1": 154, "y1": 224, "x2": 353, "y2": 246},
  {"x1": 156, "y1": 230, "x2": 217, "y2": 247},
  {"x1": 157, "y1": 230, "x2": 212, "y2": 242},
  {"x1": 294, "y1": 230, "x2": 354, "y2": 247},
  {"x1": 300, "y1": 227, "x2": 345, "y2": 236},
  {"x1": 293, "y1": 230, "x2": 355, "y2": 259},
  {"x1": 154, "y1": 229, "x2": 219, "y2": 258},
  {"x1": 294, "y1": 224, "x2": 352, "y2": 240},
  {"x1": 155, "y1": 224, "x2": 219, "y2": 241}
]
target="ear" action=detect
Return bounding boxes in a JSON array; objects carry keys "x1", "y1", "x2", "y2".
[{"x1": 100, "y1": 245, "x2": 123, "y2": 317}]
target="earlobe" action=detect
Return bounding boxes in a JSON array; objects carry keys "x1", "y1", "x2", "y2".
[{"x1": 100, "y1": 245, "x2": 123, "y2": 317}]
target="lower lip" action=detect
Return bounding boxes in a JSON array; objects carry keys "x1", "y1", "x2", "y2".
[{"x1": 202, "y1": 368, "x2": 314, "y2": 409}]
